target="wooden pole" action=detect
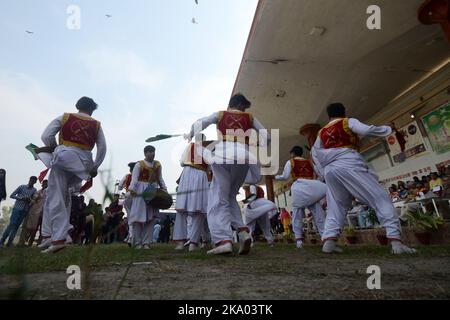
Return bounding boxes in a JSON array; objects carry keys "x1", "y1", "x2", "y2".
[{"x1": 265, "y1": 175, "x2": 275, "y2": 202}]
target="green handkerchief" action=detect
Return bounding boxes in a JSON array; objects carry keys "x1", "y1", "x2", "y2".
[{"x1": 25, "y1": 143, "x2": 39, "y2": 160}]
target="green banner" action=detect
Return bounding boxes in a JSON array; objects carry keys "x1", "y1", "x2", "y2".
[{"x1": 422, "y1": 102, "x2": 450, "y2": 154}]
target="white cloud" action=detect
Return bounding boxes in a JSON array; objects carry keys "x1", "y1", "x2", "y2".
[
  {"x1": 0, "y1": 72, "x2": 70, "y2": 131},
  {"x1": 80, "y1": 48, "x2": 163, "y2": 91},
  {"x1": 0, "y1": 72, "x2": 71, "y2": 207}
]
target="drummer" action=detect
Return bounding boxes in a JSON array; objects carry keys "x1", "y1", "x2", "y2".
[
  {"x1": 128, "y1": 146, "x2": 167, "y2": 249},
  {"x1": 118, "y1": 162, "x2": 136, "y2": 246}
]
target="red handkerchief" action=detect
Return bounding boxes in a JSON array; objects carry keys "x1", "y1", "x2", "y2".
[
  {"x1": 80, "y1": 179, "x2": 93, "y2": 194},
  {"x1": 38, "y1": 168, "x2": 49, "y2": 183}
]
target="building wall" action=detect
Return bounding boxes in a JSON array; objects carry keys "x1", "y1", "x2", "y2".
[
  {"x1": 365, "y1": 64, "x2": 450, "y2": 186},
  {"x1": 376, "y1": 148, "x2": 450, "y2": 185}
]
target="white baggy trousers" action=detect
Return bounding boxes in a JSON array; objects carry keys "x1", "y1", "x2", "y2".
[
  {"x1": 244, "y1": 198, "x2": 276, "y2": 242},
  {"x1": 173, "y1": 213, "x2": 205, "y2": 244},
  {"x1": 290, "y1": 179, "x2": 327, "y2": 240},
  {"x1": 322, "y1": 165, "x2": 401, "y2": 241},
  {"x1": 41, "y1": 150, "x2": 85, "y2": 243},
  {"x1": 207, "y1": 164, "x2": 249, "y2": 244}
]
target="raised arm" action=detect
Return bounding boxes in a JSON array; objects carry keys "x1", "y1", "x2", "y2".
[
  {"x1": 348, "y1": 118, "x2": 392, "y2": 138},
  {"x1": 275, "y1": 161, "x2": 291, "y2": 181},
  {"x1": 188, "y1": 112, "x2": 218, "y2": 140},
  {"x1": 41, "y1": 116, "x2": 63, "y2": 147}
]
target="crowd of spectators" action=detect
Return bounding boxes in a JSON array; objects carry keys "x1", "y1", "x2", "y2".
[
  {"x1": 388, "y1": 166, "x2": 450, "y2": 202},
  {"x1": 2, "y1": 166, "x2": 450, "y2": 247},
  {"x1": 0, "y1": 177, "x2": 179, "y2": 248}
]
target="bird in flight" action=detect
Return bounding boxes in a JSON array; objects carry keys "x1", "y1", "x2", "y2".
[
  {"x1": 194, "y1": 0, "x2": 198, "y2": 4},
  {"x1": 191, "y1": 17, "x2": 198, "y2": 24},
  {"x1": 105, "y1": 14, "x2": 112, "y2": 18},
  {"x1": 25, "y1": 30, "x2": 34, "y2": 34}
]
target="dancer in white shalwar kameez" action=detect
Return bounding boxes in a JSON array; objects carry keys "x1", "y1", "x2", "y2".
[
  {"x1": 128, "y1": 146, "x2": 167, "y2": 249},
  {"x1": 311, "y1": 103, "x2": 416, "y2": 254},
  {"x1": 118, "y1": 162, "x2": 136, "y2": 245},
  {"x1": 174, "y1": 135, "x2": 209, "y2": 252},
  {"x1": 242, "y1": 184, "x2": 276, "y2": 245},
  {"x1": 185, "y1": 93, "x2": 269, "y2": 255},
  {"x1": 39, "y1": 97, "x2": 107, "y2": 253},
  {"x1": 275, "y1": 146, "x2": 326, "y2": 249}
]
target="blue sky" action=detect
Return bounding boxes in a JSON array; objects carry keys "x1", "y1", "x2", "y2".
[{"x1": 0, "y1": 0, "x2": 258, "y2": 207}]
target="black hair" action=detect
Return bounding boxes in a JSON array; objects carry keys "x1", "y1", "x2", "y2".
[
  {"x1": 128, "y1": 162, "x2": 137, "y2": 170},
  {"x1": 144, "y1": 145, "x2": 155, "y2": 153},
  {"x1": 229, "y1": 93, "x2": 251, "y2": 109},
  {"x1": 326, "y1": 103, "x2": 346, "y2": 118},
  {"x1": 76, "y1": 96, "x2": 98, "y2": 112},
  {"x1": 290, "y1": 146, "x2": 303, "y2": 157},
  {"x1": 30, "y1": 176, "x2": 38, "y2": 181}
]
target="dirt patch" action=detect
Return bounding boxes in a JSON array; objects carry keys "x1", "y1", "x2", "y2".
[{"x1": 1, "y1": 244, "x2": 450, "y2": 300}]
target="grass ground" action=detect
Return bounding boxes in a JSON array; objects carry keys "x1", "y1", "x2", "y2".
[{"x1": 1, "y1": 242, "x2": 450, "y2": 299}]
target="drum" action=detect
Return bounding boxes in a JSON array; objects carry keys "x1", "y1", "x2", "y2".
[
  {"x1": 149, "y1": 188, "x2": 173, "y2": 210},
  {"x1": 142, "y1": 185, "x2": 157, "y2": 204},
  {"x1": 142, "y1": 185, "x2": 173, "y2": 209}
]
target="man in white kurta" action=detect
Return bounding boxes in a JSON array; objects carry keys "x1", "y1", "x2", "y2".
[
  {"x1": 243, "y1": 184, "x2": 276, "y2": 245},
  {"x1": 128, "y1": 146, "x2": 167, "y2": 249},
  {"x1": 39, "y1": 97, "x2": 107, "y2": 253},
  {"x1": 174, "y1": 135, "x2": 210, "y2": 252},
  {"x1": 312, "y1": 103, "x2": 416, "y2": 254},
  {"x1": 185, "y1": 93, "x2": 269, "y2": 255},
  {"x1": 275, "y1": 146, "x2": 326, "y2": 249},
  {"x1": 118, "y1": 162, "x2": 136, "y2": 214},
  {"x1": 118, "y1": 162, "x2": 136, "y2": 245}
]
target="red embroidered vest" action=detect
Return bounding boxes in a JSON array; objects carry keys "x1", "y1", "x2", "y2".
[
  {"x1": 183, "y1": 143, "x2": 208, "y2": 172},
  {"x1": 290, "y1": 157, "x2": 314, "y2": 180},
  {"x1": 138, "y1": 160, "x2": 161, "y2": 183},
  {"x1": 59, "y1": 113, "x2": 100, "y2": 151},
  {"x1": 319, "y1": 118, "x2": 359, "y2": 150},
  {"x1": 217, "y1": 110, "x2": 254, "y2": 144}
]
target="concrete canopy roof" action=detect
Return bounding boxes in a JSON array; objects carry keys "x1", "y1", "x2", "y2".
[{"x1": 233, "y1": 0, "x2": 450, "y2": 174}]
